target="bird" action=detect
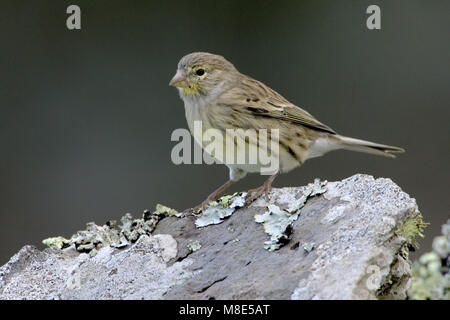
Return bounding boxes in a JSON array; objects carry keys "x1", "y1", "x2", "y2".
[{"x1": 169, "y1": 52, "x2": 404, "y2": 212}]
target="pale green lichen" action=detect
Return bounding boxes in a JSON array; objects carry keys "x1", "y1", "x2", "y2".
[
  {"x1": 393, "y1": 214, "x2": 427, "y2": 263},
  {"x1": 218, "y1": 193, "x2": 238, "y2": 207},
  {"x1": 255, "y1": 179, "x2": 327, "y2": 251},
  {"x1": 42, "y1": 236, "x2": 70, "y2": 249},
  {"x1": 408, "y1": 219, "x2": 449, "y2": 300},
  {"x1": 195, "y1": 192, "x2": 247, "y2": 228},
  {"x1": 398, "y1": 214, "x2": 428, "y2": 248},
  {"x1": 431, "y1": 235, "x2": 449, "y2": 259},
  {"x1": 154, "y1": 204, "x2": 181, "y2": 217},
  {"x1": 187, "y1": 240, "x2": 201, "y2": 252}
]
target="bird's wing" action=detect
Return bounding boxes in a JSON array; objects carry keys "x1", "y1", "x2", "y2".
[{"x1": 221, "y1": 77, "x2": 336, "y2": 134}]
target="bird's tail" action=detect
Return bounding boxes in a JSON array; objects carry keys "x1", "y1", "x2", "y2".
[{"x1": 333, "y1": 135, "x2": 405, "y2": 158}]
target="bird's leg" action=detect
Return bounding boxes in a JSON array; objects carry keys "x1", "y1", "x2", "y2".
[
  {"x1": 184, "y1": 179, "x2": 235, "y2": 215},
  {"x1": 245, "y1": 170, "x2": 280, "y2": 206}
]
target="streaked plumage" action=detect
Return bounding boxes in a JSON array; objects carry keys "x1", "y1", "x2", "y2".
[{"x1": 169, "y1": 52, "x2": 404, "y2": 212}]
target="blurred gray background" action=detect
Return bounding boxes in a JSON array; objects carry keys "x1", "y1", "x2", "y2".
[{"x1": 0, "y1": 0, "x2": 449, "y2": 264}]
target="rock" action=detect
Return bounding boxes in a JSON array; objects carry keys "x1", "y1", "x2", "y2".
[
  {"x1": 0, "y1": 174, "x2": 426, "y2": 300},
  {"x1": 0, "y1": 235, "x2": 196, "y2": 300}
]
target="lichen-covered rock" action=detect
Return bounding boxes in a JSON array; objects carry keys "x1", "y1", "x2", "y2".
[
  {"x1": 408, "y1": 219, "x2": 449, "y2": 300},
  {"x1": 254, "y1": 179, "x2": 327, "y2": 251},
  {"x1": 0, "y1": 174, "x2": 426, "y2": 300},
  {"x1": 0, "y1": 235, "x2": 197, "y2": 300},
  {"x1": 41, "y1": 205, "x2": 178, "y2": 257}
]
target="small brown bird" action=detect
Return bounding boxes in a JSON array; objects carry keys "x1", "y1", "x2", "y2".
[{"x1": 169, "y1": 52, "x2": 404, "y2": 212}]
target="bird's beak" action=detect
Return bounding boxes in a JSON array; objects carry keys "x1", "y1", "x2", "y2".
[{"x1": 169, "y1": 70, "x2": 187, "y2": 88}]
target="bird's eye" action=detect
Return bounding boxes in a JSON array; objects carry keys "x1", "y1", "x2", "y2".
[{"x1": 196, "y1": 68, "x2": 205, "y2": 76}]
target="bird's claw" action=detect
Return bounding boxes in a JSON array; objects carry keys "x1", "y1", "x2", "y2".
[
  {"x1": 245, "y1": 183, "x2": 272, "y2": 206},
  {"x1": 181, "y1": 207, "x2": 203, "y2": 217},
  {"x1": 182, "y1": 198, "x2": 214, "y2": 217}
]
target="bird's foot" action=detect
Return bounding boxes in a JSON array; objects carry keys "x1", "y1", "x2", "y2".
[
  {"x1": 181, "y1": 207, "x2": 201, "y2": 217},
  {"x1": 182, "y1": 197, "x2": 215, "y2": 217},
  {"x1": 245, "y1": 180, "x2": 273, "y2": 206},
  {"x1": 182, "y1": 179, "x2": 236, "y2": 217}
]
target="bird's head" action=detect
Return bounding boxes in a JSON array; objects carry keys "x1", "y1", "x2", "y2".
[{"x1": 169, "y1": 52, "x2": 238, "y2": 99}]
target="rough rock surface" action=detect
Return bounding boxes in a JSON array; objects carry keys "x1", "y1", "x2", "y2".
[{"x1": 0, "y1": 174, "x2": 425, "y2": 300}]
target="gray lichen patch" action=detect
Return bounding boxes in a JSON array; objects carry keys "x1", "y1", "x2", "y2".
[
  {"x1": 187, "y1": 241, "x2": 201, "y2": 252},
  {"x1": 254, "y1": 204, "x2": 297, "y2": 251},
  {"x1": 408, "y1": 219, "x2": 449, "y2": 300},
  {"x1": 119, "y1": 212, "x2": 159, "y2": 244},
  {"x1": 303, "y1": 242, "x2": 315, "y2": 253},
  {"x1": 255, "y1": 179, "x2": 327, "y2": 251},
  {"x1": 42, "y1": 204, "x2": 180, "y2": 256},
  {"x1": 195, "y1": 206, "x2": 235, "y2": 228},
  {"x1": 286, "y1": 179, "x2": 327, "y2": 213},
  {"x1": 195, "y1": 192, "x2": 247, "y2": 228},
  {"x1": 66, "y1": 220, "x2": 126, "y2": 256}
]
